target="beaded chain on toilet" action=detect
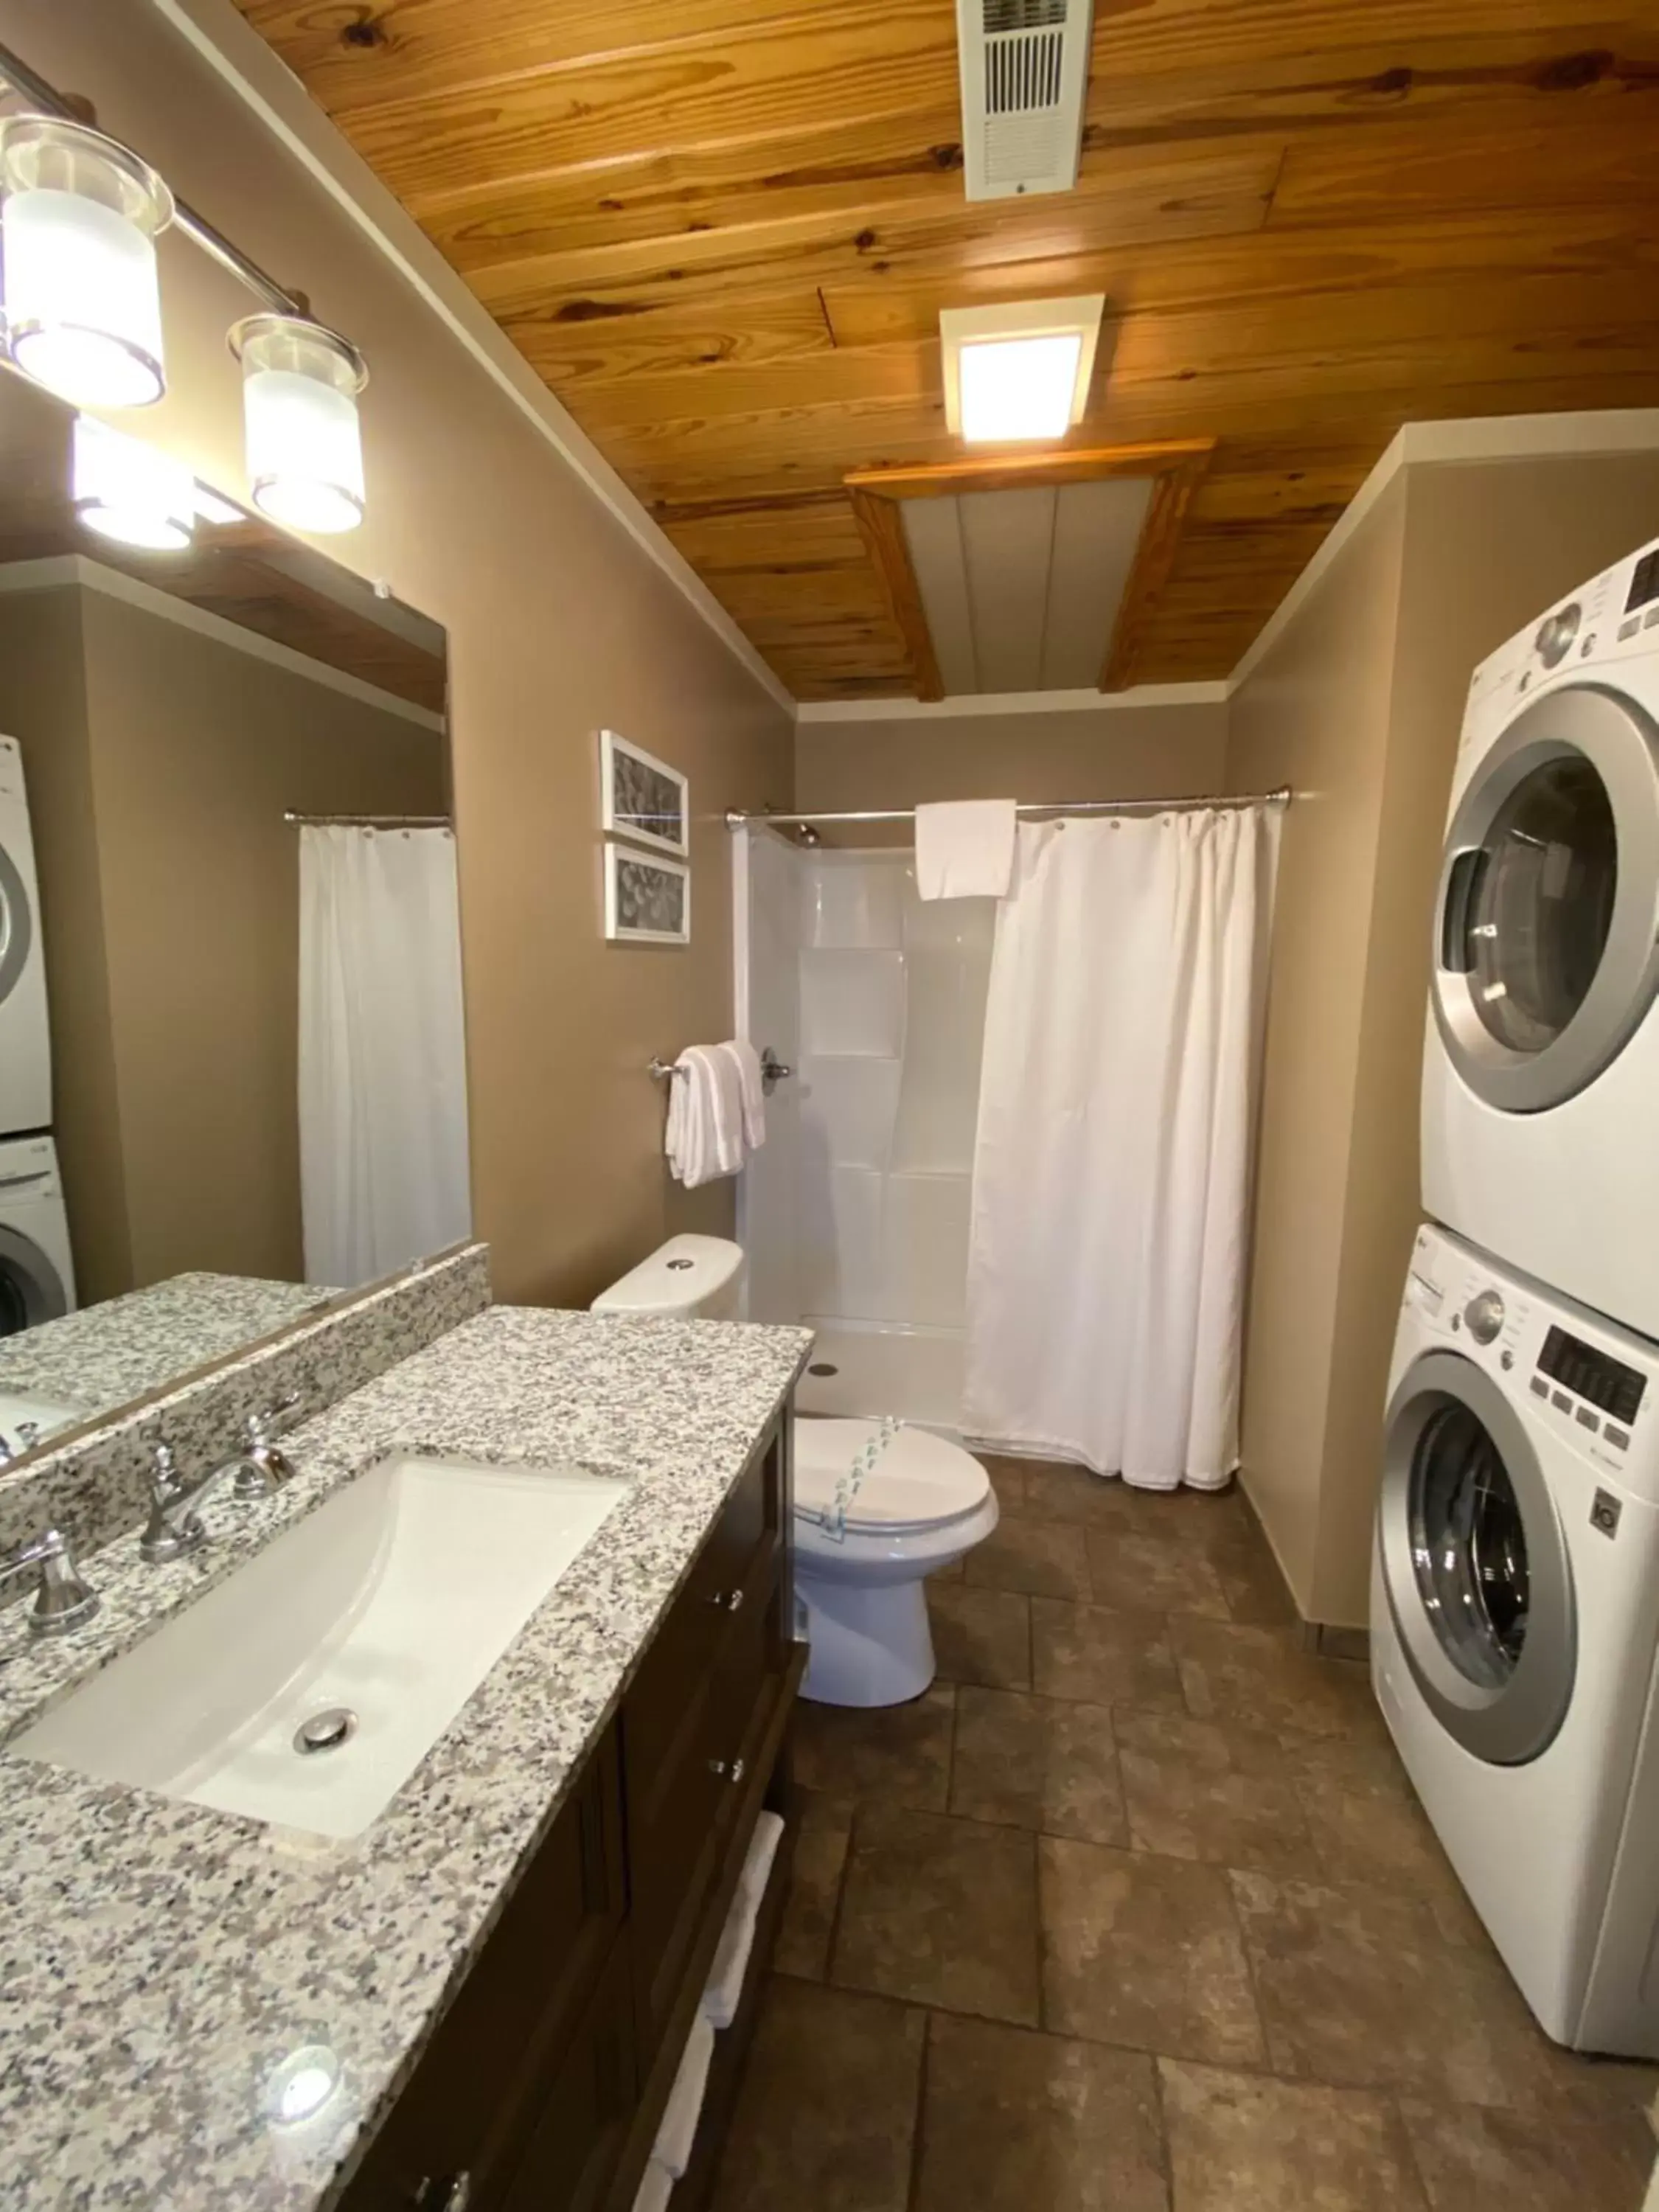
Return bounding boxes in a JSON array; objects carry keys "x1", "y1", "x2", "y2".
[{"x1": 822, "y1": 1415, "x2": 903, "y2": 1543}]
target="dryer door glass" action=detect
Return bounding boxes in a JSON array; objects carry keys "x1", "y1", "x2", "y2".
[
  {"x1": 1433, "y1": 683, "x2": 1659, "y2": 1113},
  {"x1": 1409, "y1": 1399, "x2": 1529, "y2": 1688},
  {"x1": 1455, "y1": 757, "x2": 1616, "y2": 1057}
]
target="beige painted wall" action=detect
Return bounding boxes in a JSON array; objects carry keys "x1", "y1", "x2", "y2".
[
  {"x1": 796, "y1": 701, "x2": 1231, "y2": 842},
  {"x1": 1232, "y1": 453, "x2": 1659, "y2": 1627},
  {"x1": 10, "y1": 0, "x2": 793, "y2": 1308}
]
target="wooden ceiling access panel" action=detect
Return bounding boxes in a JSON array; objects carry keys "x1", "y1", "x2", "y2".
[
  {"x1": 845, "y1": 441, "x2": 1214, "y2": 698},
  {"x1": 233, "y1": 0, "x2": 1659, "y2": 700}
]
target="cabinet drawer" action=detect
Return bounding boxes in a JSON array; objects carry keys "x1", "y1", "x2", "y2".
[
  {"x1": 339, "y1": 1728, "x2": 625, "y2": 2212},
  {"x1": 501, "y1": 1934, "x2": 637, "y2": 2212}
]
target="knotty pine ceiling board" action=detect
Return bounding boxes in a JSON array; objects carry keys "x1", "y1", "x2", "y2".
[{"x1": 234, "y1": 0, "x2": 1659, "y2": 699}]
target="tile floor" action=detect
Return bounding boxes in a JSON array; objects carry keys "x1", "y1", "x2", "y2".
[{"x1": 709, "y1": 1458, "x2": 1658, "y2": 2212}]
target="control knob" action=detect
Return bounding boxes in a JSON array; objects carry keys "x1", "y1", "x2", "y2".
[
  {"x1": 1534, "y1": 603, "x2": 1581, "y2": 668},
  {"x1": 1464, "y1": 1289, "x2": 1505, "y2": 1345}
]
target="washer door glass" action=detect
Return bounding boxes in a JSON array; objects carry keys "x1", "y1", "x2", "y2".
[
  {"x1": 0, "y1": 1227, "x2": 66, "y2": 1335},
  {"x1": 1378, "y1": 1350, "x2": 1574, "y2": 1766},
  {"x1": 1433, "y1": 684, "x2": 1659, "y2": 1112},
  {"x1": 1410, "y1": 1399, "x2": 1530, "y2": 1689}
]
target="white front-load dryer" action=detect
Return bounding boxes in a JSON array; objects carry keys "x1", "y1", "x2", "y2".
[
  {"x1": 1372, "y1": 1222, "x2": 1659, "y2": 2055},
  {"x1": 1422, "y1": 532, "x2": 1659, "y2": 1336},
  {"x1": 0, "y1": 735, "x2": 52, "y2": 1137}
]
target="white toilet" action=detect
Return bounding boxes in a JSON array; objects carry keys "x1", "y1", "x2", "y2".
[{"x1": 591, "y1": 1236, "x2": 998, "y2": 1707}]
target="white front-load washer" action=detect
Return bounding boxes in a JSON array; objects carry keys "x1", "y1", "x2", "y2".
[
  {"x1": 1372, "y1": 1222, "x2": 1659, "y2": 2055},
  {"x1": 1422, "y1": 532, "x2": 1659, "y2": 1336},
  {"x1": 0, "y1": 735, "x2": 52, "y2": 1137},
  {"x1": 0, "y1": 1132, "x2": 75, "y2": 1338}
]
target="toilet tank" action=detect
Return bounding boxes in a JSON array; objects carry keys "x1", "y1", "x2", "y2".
[{"x1": 590, "y1": 1234, "x2": 746, "y2": 1321}]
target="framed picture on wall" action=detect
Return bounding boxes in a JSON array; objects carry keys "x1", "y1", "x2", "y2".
[
  {"x1": 604, "y1": 840, "x2": 690, "y2": 945},
  {"x1": 599, "y1": 728, "x2": 689, "y2": 856}
]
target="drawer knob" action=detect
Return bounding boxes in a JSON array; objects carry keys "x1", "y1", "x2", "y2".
[
  {"x1": 709, "y1": 1587, "x2": 745, "y2": 1613},
  {"x1": 709, "y1": 1756, "x2": 747, "y2": 1786}
]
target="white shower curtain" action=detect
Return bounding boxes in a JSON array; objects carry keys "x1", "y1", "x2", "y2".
[
  {"x1": 962, "y1": 806, "x2": 1279, "y2": 1489},
  {"x1": 299, "y1": 825, "x2": 472, "y2": 1287}
]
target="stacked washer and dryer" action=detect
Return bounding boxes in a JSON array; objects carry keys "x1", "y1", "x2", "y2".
[
  {"x1": 1373, "y1": 532, "x2": 1659, "y2": 2056},
  {"x1": 0, "y1": 734, "x2": 75, "y2": 1354}
]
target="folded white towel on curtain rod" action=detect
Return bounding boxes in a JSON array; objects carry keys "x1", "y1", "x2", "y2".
[
  {"x1": 664, "y1": 1043, "x2": 753, "y2": 1186},
  {"x1": 915, "y1": 799, "x2": 1018, "y2": 900},
  {"x1": 720, "y1": 1038, "x2": 767, "y2": 1152}
]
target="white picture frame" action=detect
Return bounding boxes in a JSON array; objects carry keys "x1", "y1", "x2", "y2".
[
  {"x1": 604, "y1": 840, "x2": 690, "y2": 945},
  {"x1": 599, "y1": 727, "x2": 689, "y2": 856}
]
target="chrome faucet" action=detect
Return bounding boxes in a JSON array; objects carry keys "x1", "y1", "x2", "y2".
[
  {"x1": 232, "y1": 1395, "x2": 300, "y2": 1500},
  {"x1": 1, "y1": 1527, "x2": 100, "y2": 1635},
  {"x1": 0, "y1": 1419, "x2": 42, "y2": 1469},
  {"x1": 140, "y1": 1420, "x2": 298, "y2": 1565}
]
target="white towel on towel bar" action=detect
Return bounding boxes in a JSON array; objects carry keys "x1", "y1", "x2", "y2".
[
  {"x1": 915, "y1": 799, "x2": 1017, "y2": 900},
  {"x1": 720, "y1": 1039, "x2": 767, "y2": 1152},
  {"x1": 653, "y1": 2013, "x2": 716, "y2": 2180},
  {"x1": 702, "y1": 1811, "x2": 786, "y2": 2029},
  {"x1": 664, "y1": 1044, "x2": 746, "y2": 1186}
]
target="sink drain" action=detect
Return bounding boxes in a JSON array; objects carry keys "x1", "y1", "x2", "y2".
[
  {"x1": 807, "y1": 1362, "x2": 839, "y2": 1377},
  {"x1": 293, "y1": 1707, "x2": 357, "y2": 1756}
]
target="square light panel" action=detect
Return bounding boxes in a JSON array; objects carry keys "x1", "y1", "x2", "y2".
[{"x1": 941, "y1": 295, "x2": 1104, "y2": 445}]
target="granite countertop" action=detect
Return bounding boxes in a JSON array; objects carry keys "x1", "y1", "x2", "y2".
[
  {"x1": 0, "y1": 1304, "x2": 811, "y2": 2211},
  {"x1": 0, "y1": 1272, "x2": 340, "y2": 1434}
]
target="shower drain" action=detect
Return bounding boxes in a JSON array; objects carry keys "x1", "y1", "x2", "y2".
[
  {"x1": 807, "y1": 1362, "x2": 839, "y2": 1377},
  {"x1": 293, "y1": 1707, "x2": 358, "y2": 1756}
]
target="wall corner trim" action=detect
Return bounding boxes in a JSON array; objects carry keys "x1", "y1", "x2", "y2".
[{"x1": 147, "y1": 0, "x2": 796, "y2": 720}]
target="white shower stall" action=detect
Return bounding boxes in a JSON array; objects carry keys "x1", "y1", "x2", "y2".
[{"x1": 734, "y1": 826, "x2": 993, "y2": 1430}]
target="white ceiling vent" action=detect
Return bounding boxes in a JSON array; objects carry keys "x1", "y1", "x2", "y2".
[{"x1": 956, "y1": 0, "x2": 1095, "y2": 201}]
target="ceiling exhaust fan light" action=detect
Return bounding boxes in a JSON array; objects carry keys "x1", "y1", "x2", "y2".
[
  {"x1": 232, "y1": 313, "x2": 368, "y2": 536},
  {"x1": 0, "y1": 115, "x2": 173, "y2": 409},
  {"x1": 72, "y1": 414, "x2": 195, "y2": 552},
  {"x1": 958, "y1": 332, "x2": 1083, "y2": 443}
]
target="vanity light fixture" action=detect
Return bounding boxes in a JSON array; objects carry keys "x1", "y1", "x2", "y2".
[
  {"x1": 0, "y1": 114, "x2": 175, "y2": 408},
  {"x1": 939, "y1": 293, "x2": 1105, "y2": 445},
  {"x1": 231, "y1": 313, "x2": 368, "y2": 536},
  {"x1": 72, "y1": 414, "x2": 195, "y2": 551}
]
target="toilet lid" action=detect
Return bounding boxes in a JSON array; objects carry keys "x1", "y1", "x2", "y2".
[{"x1": 793, "y1": 1419, "x2": 990, "y2": 1534}]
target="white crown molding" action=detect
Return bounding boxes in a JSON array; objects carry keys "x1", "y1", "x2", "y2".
[
  {"x1": 796, "y1": 681, "x2": 1230, "y2": 723},
  {"x1": 148, "y1": 0, "x2": 795, "y2": 720},
  {"x1": 0, "y1": 554, "x2": 446, "y2": 731}
]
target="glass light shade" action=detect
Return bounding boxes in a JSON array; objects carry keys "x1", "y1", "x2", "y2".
[
  {"x1": 0, "y1": 115, "x2": 173, "y2": 408},
  {"x1": 958, "y1": 332, "x2": 1082, "y2": 443},
  {"x1": 72, "y1": 414, "x2": 194, "y2": 552},
  {"x1": 232, "y1": 314, "x2": 368, "y2": 535}
]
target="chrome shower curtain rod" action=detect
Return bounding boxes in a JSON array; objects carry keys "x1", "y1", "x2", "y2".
[
  {"x1": 283, "y1": 811, "x2": 451, "y2": 828},
  {"x1": 725, "y1": 787, "x2": 1291, "y2": 830}
]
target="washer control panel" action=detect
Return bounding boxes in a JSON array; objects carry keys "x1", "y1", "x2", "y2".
[{"x1": 1463, "y1": 1289, "x2": 1505, "y2": 1344}]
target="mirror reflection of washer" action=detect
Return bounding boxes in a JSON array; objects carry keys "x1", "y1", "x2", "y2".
[
  {"x1": 0, "y1": 1133, "x2": 75, "y2": 1338},
  {"x1": 0, "y1": 735, "x2": 53, "y2": 1138},
  {"x1": 1423, "y1": 532, "x2": 1659, "y2": 1336},
  {"x1": 1373, "y1": 1223, "x2": 1659, "y2": 2056}
]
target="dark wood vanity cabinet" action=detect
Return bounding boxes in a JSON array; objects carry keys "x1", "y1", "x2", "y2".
[{"x1": 338, "y1": 1412, "x2": 799, "y2": 2212}]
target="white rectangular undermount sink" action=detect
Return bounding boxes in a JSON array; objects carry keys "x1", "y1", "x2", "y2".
[
  {"x1": 13, "y1": 1454, "x2": 627, "y2": 1840},
  {"x1": 0, "y1": 1389, "x2": 90, "y2": 1454}
]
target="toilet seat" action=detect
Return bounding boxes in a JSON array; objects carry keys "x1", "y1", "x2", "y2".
[{"x1": 793, "y1": 1419, "x2": 990, "y2": 1537}]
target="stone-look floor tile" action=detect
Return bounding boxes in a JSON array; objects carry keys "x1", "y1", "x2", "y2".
[
  {"x1": 950, "y1": 1686, "x2": 1127, "y2": 1843},
  {"x1": 1084, "y1": 1526, "x2": 1230, "y2": 1618},
  {"x1": 1023, "y1": 1464, "x2": 1251, "y2": 1535},
  {"x1": 928, "y1": 1555, "x2": 967, "y2": 1584},
  {"x1": 1206, "y1": 1526, "x2": 1300, "y2": 1627},
  {"x1": 1229, "y1": 1868, "x2": 1543, "y2": 2107},
  {"x1": 916, "y1": 2014, "x2": 1169, "y2": 2212},
  {"x1": 834, "y1": 1803, "x2": 1041, "y2": 2025},
  {"x1": 1399, "y1": 2095, "x2": 1655, "y2": 2210},
  {"x1": 1114, "y1": 1708, "x2": 1320, "y2": 1874},
  {"x1": 981, "y1": 1455, "x2": 1031, "y2": 1512},
  {"x1": 1160, "y1": 2061, "x2": 1427, "y2": 2211},
  {"x1": 928, "y1": 1582, "x2": 1032, "y2": 1690},
  {"x1": 1276, "y1": 1733, "x2": 1487, "y2": 1946},
  {"x1": 967, "y1": 1514, "x2": 1093, "y2": 1601},
  {"x1": 709, "y1": 1978, "x2": 925, "y2": 2212},
  {"x1": 1174, "y1": 1616, "x2": 1377, "y2": 1739},
  {"x1": 773, "y1": 1818, "x2": 850, "y2": 1982},
  {"x1": 1040, "y1": 1837, "x2": 1265, "y2": 2066},
  {"x1": 1032, "y1": 1597, "x2": 1184, "y2": 1711},
  {"x1": 792, "y1": 1685, "x2": 956, "y2": 1816}
]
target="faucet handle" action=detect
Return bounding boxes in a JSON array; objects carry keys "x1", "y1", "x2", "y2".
[
  {"x1": 245, "y1": 1394, "x2": 299, "y2": 1444},
  {"x1": 150, "y1": 1440, "x2": 184, "y2": 1500},
  {"x1": 1, "y1": 1527, "x2": 100, "y2": 1637}
]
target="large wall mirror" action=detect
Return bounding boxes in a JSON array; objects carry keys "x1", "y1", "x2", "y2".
[{"x1": 0, "y1": 367, "x2": 470, "y2": 1469}]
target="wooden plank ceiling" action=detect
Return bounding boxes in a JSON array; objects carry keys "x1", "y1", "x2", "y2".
[{"x1": 234, "y1": 0, "x2": 1659, "y2": 700}]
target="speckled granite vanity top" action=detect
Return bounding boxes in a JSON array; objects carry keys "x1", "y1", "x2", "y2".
[{"x1": 0, "y1": 1305, "x2": 811, "y2": 2211}]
